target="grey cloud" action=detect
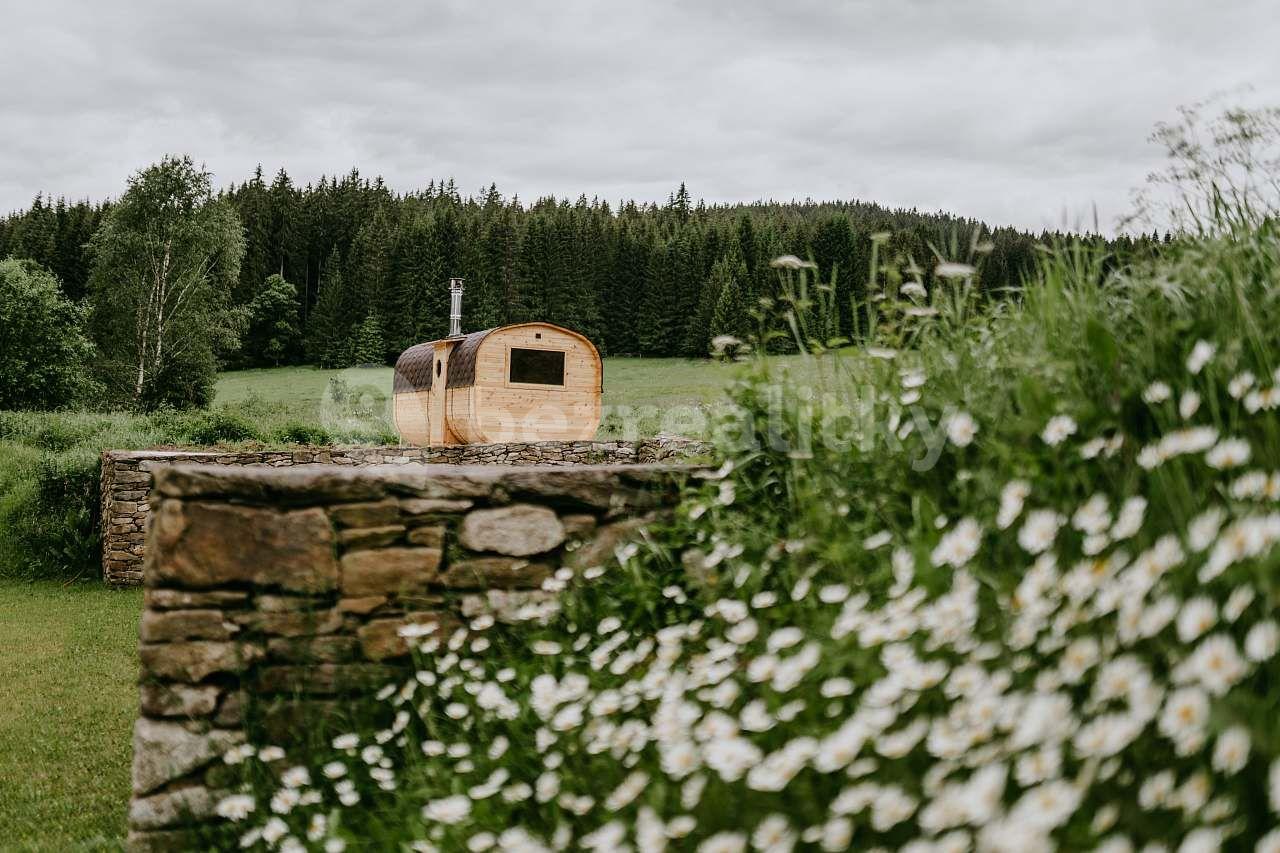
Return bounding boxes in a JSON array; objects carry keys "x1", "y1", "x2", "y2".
[{"x1": 2, "y1": 0, "x2": 1278, "y2": 232}]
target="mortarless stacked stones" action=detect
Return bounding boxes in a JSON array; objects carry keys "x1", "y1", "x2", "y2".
[
  {"x1": 101, "y1": 436, "x2": 710, "y2": 586},
  {"x1": 127, "y1": 462, "x2": 693, "y2": 852}
]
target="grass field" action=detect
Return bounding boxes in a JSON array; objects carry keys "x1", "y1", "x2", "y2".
[
  {"x1": 214, "y1": 356, "x2": 745, "y2": 440},
  {"x1": 0, "y1": 582, "x2": 142, "y2": 851}
]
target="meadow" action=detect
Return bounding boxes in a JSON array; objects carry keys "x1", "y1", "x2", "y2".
[{"x1": 214, "y1": 356, "x2": 743, "y2": 440}]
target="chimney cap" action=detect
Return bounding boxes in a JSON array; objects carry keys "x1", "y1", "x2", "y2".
[{"x1": 449, "y1": 277, "x2": 464, "y2": 291}]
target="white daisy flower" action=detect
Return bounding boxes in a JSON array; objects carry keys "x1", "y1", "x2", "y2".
[
  {"x1": 1143, "y1": 381, "x2": 1172, "y2": 403},
  {"x1": 947, "y1": 411, "x2": 979, "y2": 447},
  {"x1": 1041, "y1": 415, "x2": 1078, "y2": 446},
  {"x1": 1186, "y1": 339, "x2": 1216, "y2": 374}
]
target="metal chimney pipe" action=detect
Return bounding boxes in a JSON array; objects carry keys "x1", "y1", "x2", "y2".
[{"x1": 448, "y1": 278, "x2": 464, "y2": 337}]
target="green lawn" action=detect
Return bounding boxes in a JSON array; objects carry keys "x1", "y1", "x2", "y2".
[{"x1": 0, "y1": 582, "x2": 142, "y2": 851}]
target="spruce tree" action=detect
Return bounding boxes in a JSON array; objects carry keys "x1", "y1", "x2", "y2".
[
  {"x1": 347, "y1": 205, "x2": 394, "y2": 359},
  {"x1": 669, "y1": 182, "x2": 692, "y2": 225},
  {"x1": 606, "y1": 218, "x2": 652, "y2": 355},
  {"x1": 637, "y1": 232, "x2": 695, "y2": 356},
  {"x1": 514, "y1": 214, "x2": 552, "y2": 324},
  {"x1": 13, "y1": 194, "x2": 57, "y2": 272},
  {"x1": 387, "y1": 212, "x2": 433, "y2": 353},
  {"x1": 350, "y1": 313, "x2": 386, "y2": 366},
  {"x1": 708, "y1": 251, "x2": 750, "y2": 343},
  {"x1": 471, "y1": 211, "x2": 510, "y2": 330},
  {"x1": 418, "y1": 206, "x2": 462, "y2": 341},
  {"x1": 810, "y1": 215, "x2": 857, "y2": 338},
  {"x1": 573, "y1": 208, "x2": 607, "y2": 346},
  {"x1": 236, "y1": 165, "x2": 272, "y2": 304},
  {"x1": 267, "y1": 169, "x2": 302, "y2": 301},
  {"x1": 306, "y1": 249, "x2": 351, "y2": 368},
  {"x1": 545, "y1": 203, "x2": 598, "y2": 340}
]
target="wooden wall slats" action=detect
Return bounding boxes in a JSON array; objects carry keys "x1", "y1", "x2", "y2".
[{"x1": 394, "y1": 322, "x2": 602, "y2": 445}]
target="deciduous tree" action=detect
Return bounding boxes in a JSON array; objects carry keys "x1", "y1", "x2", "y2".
[
  {"x1": 0, "y1": 258, "x2": 99, "y2": 410},
  {"x1": 87, "y1": 155, "x2": 245, "y2": 409},
  {"x1": 243, "y1": 274, "x2": 301, "y2": 367}
]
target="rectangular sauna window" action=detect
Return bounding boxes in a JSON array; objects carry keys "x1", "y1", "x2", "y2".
[{"x1": 509, "y1": 348, "x2": 566, "y2": 386}]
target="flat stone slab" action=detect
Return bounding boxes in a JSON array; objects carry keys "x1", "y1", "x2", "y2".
[
  {"x1": 460, "y1": 504, "x2": 565, "y2": 556},
  {"x1": 150, "y1": 462, "x2": 694, "y2": 503}
]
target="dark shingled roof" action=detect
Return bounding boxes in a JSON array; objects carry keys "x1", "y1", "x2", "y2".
[
  {"x1": 393, "y1": 343, "x2": 436, "y2": 393},
  {"x1": 445, "y1": 328, "x2": 497, "y2": 389},
  {"x1": 395, "y1": 324, "x2": 600, "y2": 394}
]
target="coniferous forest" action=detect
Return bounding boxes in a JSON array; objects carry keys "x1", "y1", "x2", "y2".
[{"x1": 0, "y1": 167, "x2": 1168, "y2": 370}]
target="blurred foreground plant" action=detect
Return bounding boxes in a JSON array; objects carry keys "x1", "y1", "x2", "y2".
[{"x1": 219, "y1": 108, "x2": 1280, "y2": 852}]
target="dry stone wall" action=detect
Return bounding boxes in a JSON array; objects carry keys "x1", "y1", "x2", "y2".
[
  {"x1": 128, "y1": 462, "x2": 694, "y2": 852},
  {"x1": 102, "y1": 437, "x2": 708, "y2": 585}
]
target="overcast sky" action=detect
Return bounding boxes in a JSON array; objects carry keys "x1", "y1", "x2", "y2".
[{"x1": 3, "y1": 0, "x2": 1278, "y2": 232}]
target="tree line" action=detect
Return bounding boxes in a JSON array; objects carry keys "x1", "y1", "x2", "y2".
[{"x1": 0, "y1": 157, "x2": 1170, "y2": 410}]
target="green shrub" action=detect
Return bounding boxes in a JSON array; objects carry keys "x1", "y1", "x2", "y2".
[
  {"x1": 326, "y1": 376, "x2": 355, "y2": 405},
  {"x1": 271, "y1": 422, "x2": 332, "y2": 446},
  {"x1": 0, "y1": 390, "x2": 397, "y2": 579},
  {"x1": 0, "y1": 448, "x2": 100, "y2": 581},
  {"x1": 186, "y1": 410, "x2": 264, "y2": 446},
  {"x1": 0, "y1": 376, "x2": 396, "y2": 579},
  {"x1": 225, "y1": 391, "x2": 271, "y2": 418},
  {"x1": 0, "y1": 411, "x2": 22, "y2": 440},
  {"x1": 139, "y1": 406, "x2": 205, "y2": 442},
  {"x1": 28, "y1": 418, "x2": 103, "y2": 452},
  {"x1": 138, "y1": 344, "x2": 222, "y2": 411},
  {"x1": 32, "y1": 451, "x2": 101, "y2": 579}
]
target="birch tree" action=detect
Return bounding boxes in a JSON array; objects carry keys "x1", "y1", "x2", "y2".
[{"x1": 88, "y1": 156, "x2": 245, "y2": 409}]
